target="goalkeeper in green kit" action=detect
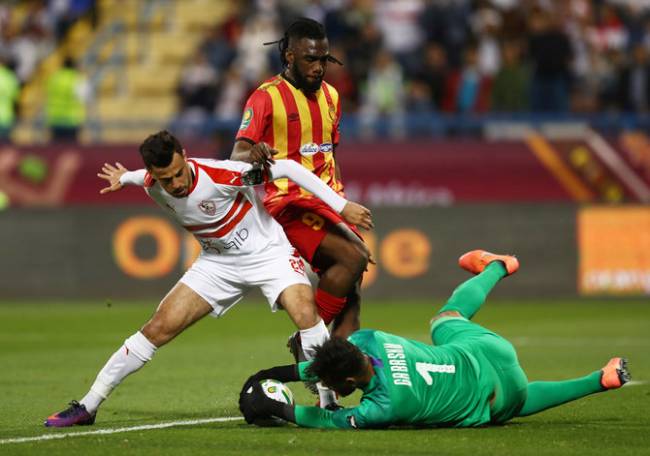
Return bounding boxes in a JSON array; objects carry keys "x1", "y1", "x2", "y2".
[{"x1": 239, "y1": 250, "x2": 631, "y2": 429}]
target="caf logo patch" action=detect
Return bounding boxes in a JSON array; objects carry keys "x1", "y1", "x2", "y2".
[{"x1": 239, "y1": 107, "x2": 253, "y2": 130}]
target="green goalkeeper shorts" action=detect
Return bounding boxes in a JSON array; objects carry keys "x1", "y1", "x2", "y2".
[{"x1": 431, "y1": 316, "x2": 528, "y2": 423}]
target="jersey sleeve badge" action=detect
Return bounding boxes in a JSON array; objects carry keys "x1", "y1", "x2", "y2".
[{"x1": 239, "y1": 107, "x2": 253, "y2": 131}]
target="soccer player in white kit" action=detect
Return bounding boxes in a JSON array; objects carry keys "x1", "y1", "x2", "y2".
[{"x1": 44, "y1": 130, "x2": 373, "y2": 427}]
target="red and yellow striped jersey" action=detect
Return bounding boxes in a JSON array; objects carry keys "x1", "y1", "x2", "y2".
[{"x1": 235, "y1": 74, "x2": 343, "y2": 215}]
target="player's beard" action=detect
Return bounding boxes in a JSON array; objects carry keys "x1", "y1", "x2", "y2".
[{"x1": 295, "y1": 69, "x2": 322, "y2": 93}]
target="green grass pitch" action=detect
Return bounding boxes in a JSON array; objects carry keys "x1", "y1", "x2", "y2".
[{"x1": 1, "y1": 299, "x2": 649, "y2": 455}]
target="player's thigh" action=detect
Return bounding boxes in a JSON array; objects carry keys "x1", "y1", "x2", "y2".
[
  {"x1": 430, "y1": 317, "x2": 527, "y2": 421},
  {"x1": 142, "y1": 282, "x2": 213, "y2": 346},
  {"x1": 243, "y1": 244, "x2": 312, "y2": 313},
  {"x1": 314, "y1": 228, "x2": 369, "y2": 273},
  {"x1": 278, "y1": 207, "x2": 329, "y2": 264},
  {"x1": 178, "y1": 254, "x2": 249, "y2": 317},
  {"x1": 432, "y1": 317, "x2": 520, "y2": 366},
  {"x1": 430, "y1": 316, "x2": 490, "y2": 346}
]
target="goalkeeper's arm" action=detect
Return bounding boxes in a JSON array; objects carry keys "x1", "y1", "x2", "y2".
[
  {"x1": 239, "y1": 365, "x2": 299, "y2": 424},
  {"x1": 239, "y1": 362, "x2": 364, "y2": 429},
  {"x1": 238, "y1": 376, "x2": 357, "y2": 429}
]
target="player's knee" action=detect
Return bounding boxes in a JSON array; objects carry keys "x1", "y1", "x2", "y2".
[
  {"x1": 290, "y1": 298, "x2": 320, "y2": 329},
  {"x1": 337, "y1": 243, "x2": 368, "y2": 277},
  {"x1": 430, "y1": 310, "x2": 462, "y2": 325},
  {"x1": 293, "y1": 305, "x2": 321, "y2": 329},
  {"x1": 141, "y1": 317, "x2": 179, "y2": 347}
]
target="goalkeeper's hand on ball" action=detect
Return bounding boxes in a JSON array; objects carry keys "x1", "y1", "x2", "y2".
[{"x1": 239, "y1": 380, "x2": 274, "y2": 424}]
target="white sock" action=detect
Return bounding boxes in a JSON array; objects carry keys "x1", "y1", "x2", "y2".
[
  {"x1": 80, "y1": 332, "x2": 156, "y2": 414},
  {"x1": 316, "y1": 383, "x2": 338, "y2": 408},
  {"x1": 299, "y1": 319, "x2": 329, "y2": 360},
  {"x1": 299, "y1": 320, "x2": 337, "y2": 408}
]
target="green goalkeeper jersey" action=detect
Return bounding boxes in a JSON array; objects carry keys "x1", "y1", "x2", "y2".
[{"x1": 295, "y1": 329, "x2": 495, "y2": 429}]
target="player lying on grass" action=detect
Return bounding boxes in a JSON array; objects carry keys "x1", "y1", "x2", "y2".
[
  {"x1": 44, "y1": 130, "x2": 373, "y2": 427},
  {"x1": 239, "y1": 249, "x2": 631, "y2": 429}
]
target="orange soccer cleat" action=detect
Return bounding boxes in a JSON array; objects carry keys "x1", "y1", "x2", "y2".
[
  {"x1": 600, "y1": 357, "x2": 631, "y2": 390},
  {"x1": 458, "y1": 250, "x2": 519, "y2": 276}
]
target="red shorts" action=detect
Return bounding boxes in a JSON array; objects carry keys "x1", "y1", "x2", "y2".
[{"x1": 272, "y1": 198, "x2": 362, "y2": 264}]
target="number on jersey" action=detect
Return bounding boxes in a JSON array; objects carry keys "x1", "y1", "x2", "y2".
[{"x1": 415, "y1": 362, "x2": 456, "y2": 385}]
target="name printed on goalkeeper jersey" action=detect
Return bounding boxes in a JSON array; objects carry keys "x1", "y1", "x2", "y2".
[{"x1": 384, "y1": 343, "x2": 412, "y2": 386}]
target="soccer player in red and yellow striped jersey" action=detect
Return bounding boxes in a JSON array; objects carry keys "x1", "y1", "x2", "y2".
[{"x1": 231, "y1": 18, "x2": 370, "y2": 343}]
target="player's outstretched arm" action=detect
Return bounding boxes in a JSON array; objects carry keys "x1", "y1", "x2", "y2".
[
  {"x1": 268, "y1": 160, "x2": 374, "y2": 230},
  {"x1": 97, "y1": 163, "x2": 146, "y2": 193},
  {"x1": 241, "y1": 365, "x2": 300, "y2": 390},
  {"x1": 230, "y1": 140, "x2": 278, "y2": 172}
]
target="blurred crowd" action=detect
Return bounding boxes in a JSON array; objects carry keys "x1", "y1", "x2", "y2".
[
  {"x1": 4, "y1": 0, "x2": 650, "y2": 142},
  {"x1": 0, "y1": 0, "x2": 95, "y2": 83},
  {"x1": 0, "y1": 0, "x2": 95, "y2": 141},
  {"x1": 176, "y1": 0, "x2": 650, "y2": 130}
]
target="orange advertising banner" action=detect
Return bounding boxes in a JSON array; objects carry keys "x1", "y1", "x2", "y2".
[{"x1": 579, "y1": 206, "x2": 650, "y2": 295}]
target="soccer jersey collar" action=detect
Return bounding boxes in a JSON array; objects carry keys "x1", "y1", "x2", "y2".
[
  {"x1": 360, "y1": 356, "x2": 382, "y2": 393},
  {"x1": 280, "y1": 73, "x2": 321, "y2": 95}
]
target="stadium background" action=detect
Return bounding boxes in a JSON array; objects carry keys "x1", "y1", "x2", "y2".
[
  {"x1": 1, "y1": 1, "x2": 649, "y2": 454},
  {"x1": 1, "y1": 0, "x2": 648, "y2": 299}
]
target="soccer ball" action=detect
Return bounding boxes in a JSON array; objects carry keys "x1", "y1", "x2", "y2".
[{"x1": 253, "y1": 379, "x2": 295, "y2": 427}]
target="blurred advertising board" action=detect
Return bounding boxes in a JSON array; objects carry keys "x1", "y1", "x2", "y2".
[
  {"x1": 0, "y1": 141, "x2": 572, "y2": 208},
  {"x1": 578, "y1": 206, "x2": 650, "y2": 295},
  {"x1": 1, "y1": 205, "x2": 577, "y2": 300}
]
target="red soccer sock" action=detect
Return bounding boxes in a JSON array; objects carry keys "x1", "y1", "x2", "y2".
[{"x1": 315, "y1": 288, "x2": 347, "y2": 325}]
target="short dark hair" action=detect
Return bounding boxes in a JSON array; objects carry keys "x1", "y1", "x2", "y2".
[
  {"x1": 279, "y1": 18, "x2": 326, "y2": 65},
  {"x1": 307, "y1": 337, "x2": 366, "y2": 383},
  {"x1": 139, "y1": 130, "x2": 183, "y2": 168}
]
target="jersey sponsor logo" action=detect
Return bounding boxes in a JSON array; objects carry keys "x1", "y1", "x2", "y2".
[
  {"x1": 197, "y1": 228, "x2": 249, "y2": 253},
  {"x1": 300, "y1": 142, "x2": 320, "y2": 156},
  {"x1": 239, "y1": 107, "x2": 253, "y2": 130},
  {"x1": 383, "y1": 343, "x2": 412, "y2": 387},
  {"x1": 198, "y1": 200, "x2": 217, "y2": 216},
  {"x1": 223, "y1": 228, "x2": 249, "y2": 250},
  {"x1": 347, "y1": 415, "x2": 358, "y2": 429},
  {"x1": 299, "y1": 143, "x2": 334, "y2": 156},
  {"x1": 319, "y1": 143, "x2": 333, "y2": 153},
  {"x1": 198, "y1": 238, "x2": 222, "y2": 254}
]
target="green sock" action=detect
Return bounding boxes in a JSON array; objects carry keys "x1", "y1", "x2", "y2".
[
  {"x1": 517, "y1": 371, "x2": 603, "y2": 417},
  {"x1": 439, "y1": 261, "x2": 507, "y2": 320}
]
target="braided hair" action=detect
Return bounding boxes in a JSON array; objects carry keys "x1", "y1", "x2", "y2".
[{"x1": 264, "y1": 17, "x2": 342, "y2": 67}]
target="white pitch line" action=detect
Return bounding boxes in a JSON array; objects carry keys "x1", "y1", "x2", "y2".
[
  {"x1": 626, "y1": 380, "x2": 648, "y2": 386},
  {"x1": 0, "y1": 416, "x2": 243, "y2": 445}
]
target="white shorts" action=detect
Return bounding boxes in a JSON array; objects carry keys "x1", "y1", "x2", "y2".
[{"x1": 179, "y1": 243, "x2": 311, "y2": 317}]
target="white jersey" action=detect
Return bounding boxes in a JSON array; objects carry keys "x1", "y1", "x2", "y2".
[
  {"x1": 144, "y1": 158, "x2": 287, "y2": 256},
  {"x1": 121, "y1": 158, "x2": 348, "y2": 257},
  {"x1": 118, "y1": 157, "x2": 349, "y2": 312}
]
